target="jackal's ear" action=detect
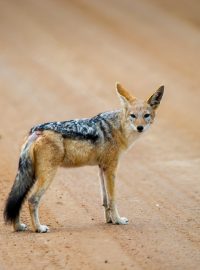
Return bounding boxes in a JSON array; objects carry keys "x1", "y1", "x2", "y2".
[
  {"x1": 147, "y1": 85, "x2": 164, "y2": 110},
  {"x1": 116, "y1": 83, "x2": 136, "y2": 109}
]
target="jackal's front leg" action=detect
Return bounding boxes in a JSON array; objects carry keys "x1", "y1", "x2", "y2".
[
  {"x1": 99, "y1": 166, "x2": 112, "y2": 223},
  {"x1": 103, "y1": 165, "x2": 128, "y2": 225}
]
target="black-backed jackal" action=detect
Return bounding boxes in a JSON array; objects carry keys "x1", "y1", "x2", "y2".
[{"x1": 4, "y1": 83, "x2": 164, "y2": 232}]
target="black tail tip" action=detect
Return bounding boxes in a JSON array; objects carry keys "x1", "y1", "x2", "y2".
[{"x1": 3, "y1": 196, "x2": 23, "y2": 224}]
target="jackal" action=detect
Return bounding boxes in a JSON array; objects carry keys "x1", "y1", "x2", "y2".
[{"x1": 4, "y1": 83, "x2": 164, "y2": 232}]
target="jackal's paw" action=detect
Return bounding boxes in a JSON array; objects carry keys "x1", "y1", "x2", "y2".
[
  {"x1": 105, "y1": 209, "x2": 112, "y2": 223},
  {"x1": 112, "y1": 217, "x2": 129, "y2": 225},
  {"x1": 15, "y1": 223, "x2": 28, "y2": 232},
  {"x1": 36, "y1": 225, "x2": 50, "y2": 233}
]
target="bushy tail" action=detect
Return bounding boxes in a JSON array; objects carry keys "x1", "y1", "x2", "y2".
[{"x1": 4, "y1": 132, "x2": 39, "y2": 224}]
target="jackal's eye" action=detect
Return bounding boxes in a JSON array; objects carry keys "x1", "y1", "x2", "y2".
[
  {"x1": 144, "y1": 113, "x2": 151, "y2": 118},
  {"x1": 130, "y1": 113, "x2": 136, "y2": 119}
]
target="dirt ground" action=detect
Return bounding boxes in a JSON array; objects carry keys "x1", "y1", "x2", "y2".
[{"x1": 0, "y1": 0, "x2": 200, "y2": 269}]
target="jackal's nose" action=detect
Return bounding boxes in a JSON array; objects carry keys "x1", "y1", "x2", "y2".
[{"x1": 137, "y1": 126, "x2": 144, "y2": 132}]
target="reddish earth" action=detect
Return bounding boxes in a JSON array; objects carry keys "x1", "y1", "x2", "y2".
[{"x1": 0, "y1": 0, "x2": 199, "y2": 269}]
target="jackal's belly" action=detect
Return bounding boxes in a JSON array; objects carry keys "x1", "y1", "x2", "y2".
[{"x1": 61, "y1": 139, "x2": 100, "y2": 167}]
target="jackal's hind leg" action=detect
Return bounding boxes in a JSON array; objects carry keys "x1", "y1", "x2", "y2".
[
  {"x1": 28, "y1": 131, "x2": 64, "y2": 232},
  {"x1": 28, "y1": 168, "x2": 57, "y2": 233},
  {"x1": 99, "y1": 167, "x2": 112, "y2": 223}
]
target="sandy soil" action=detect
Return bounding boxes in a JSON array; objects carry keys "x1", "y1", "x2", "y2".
[{"x1": 0, "y1": 0, "x2": 200, "y2": 269}]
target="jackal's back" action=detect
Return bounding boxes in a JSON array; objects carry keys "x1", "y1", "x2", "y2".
[{"x1": 30, "y1": 110, "x2": 121, "y2": 144}]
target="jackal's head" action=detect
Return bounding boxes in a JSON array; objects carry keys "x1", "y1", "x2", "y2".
[{"x1": 116, "y1": 83, "x2": 164, "y2": 134}]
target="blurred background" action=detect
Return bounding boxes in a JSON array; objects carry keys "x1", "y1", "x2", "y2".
[
  {"x1": 0, "y1": 1, "x2": 200, "y2": 269},
  {"x1": 0, "y1": 0, "x2": 199, "y2": 126}
]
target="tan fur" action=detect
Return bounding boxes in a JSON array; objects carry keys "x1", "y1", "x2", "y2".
[
  {"x1": 8, "y1": 83, "x2": 164, "y2": 232},
  {"x1": 116, "y1": 83, "x2": 136, "y2": 103}
]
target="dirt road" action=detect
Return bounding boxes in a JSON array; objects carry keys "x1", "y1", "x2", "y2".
[{"x1": 0, "y1": 0, "x2": 200, "y2": 269}]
